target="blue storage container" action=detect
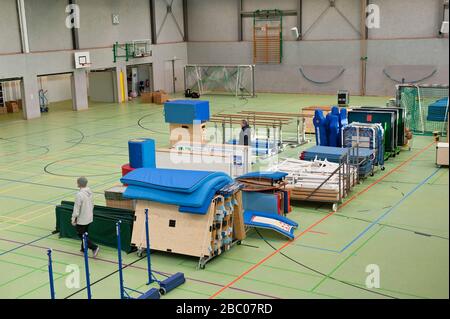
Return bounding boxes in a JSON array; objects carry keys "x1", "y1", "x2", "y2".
[
  {"x1": 128, "y1": 138, "x2": 156, "y2": 169},
  {"x1": 164, "y1": 100, "x2": 210, "y2": 124}
]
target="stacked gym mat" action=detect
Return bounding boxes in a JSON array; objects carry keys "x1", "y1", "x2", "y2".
[{"x1": 427, "y1": 97, "x2": 449, "y2": 122}]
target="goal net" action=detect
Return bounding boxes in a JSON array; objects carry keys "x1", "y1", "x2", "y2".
[
  {"x1": 397, "y1": 84, "x2": 449, "y2": 136},
  {"x1": 184, "y1": 64, "x2": 255, "y2": 97}
]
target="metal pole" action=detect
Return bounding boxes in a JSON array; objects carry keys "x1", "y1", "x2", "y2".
[
  {"x1": 172, "y1": 59, "x2": 176, "y2": 94},
  {"x1": 82, "y1": 233, "x2": 92, "y2": 300},
  {"x1": 144, "y1": 209, "x2": 153, "y2": 285},
  {"x1": 252, "y1": 65, "x2": 256, "y2": 97},
  {"x1": 16, "y1": 0, "x2": 30, "y2": 53},
  {"x1": 47, "y1": 249, "x2": 56, "y2": 299},
  {"x1": 222, "y1": 122, "x2": 226, "y2": 144},
  {"x1": 150, "y1": 0, "x2": 157, "y2": 44},
  {"x1": 238, "y1": 0, "x2": 243, "y2": 41},
  {"x1": 68, "y1": 0, "x2": 80, "y2": 50},
  {"x1": 182, "y1": 0, "x2": 188, "y2": 41},
  {"x1": 116, "y1": 222, "x2": 125, "y2": 300},
  {"x1": 183, "y1": 66, "x2": 187, "y2": 93},
  {"x1": 297, "y1": 0, "x2": 303, "y2": 40},
  {"x1": 360, "y1": 0, "x2": 369, "y2": 96}
]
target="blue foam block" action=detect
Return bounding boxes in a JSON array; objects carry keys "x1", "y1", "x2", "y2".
[
  {"x1": 159, "y1": 272, "x2": 185, "y2": 295},
  {"x1": 164, "y1": 100, "x2": 210, "y2": 124},
  {"x1": 137, "y1": 288, "x2": 160, "y2": 299},
  {"x1": 128, "y1": 138, "x2": 155, "y2": 169}
]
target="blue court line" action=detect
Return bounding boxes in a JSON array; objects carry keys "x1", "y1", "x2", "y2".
[
  {"x1": 0, "y1": 233, "x2": 53, "y2": 258},
  {"x1": 294, "y1": 167, "x2": 442, "y2": 254},
  {"x1": 338, "y1": 167, "x2": 441, "y2": 253}
]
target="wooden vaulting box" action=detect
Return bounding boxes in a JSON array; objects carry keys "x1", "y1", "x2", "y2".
[
  {"x1": 133, "y1": 200, "x2": 215, "y2": 258},
  {"x1": 169, "y1": 123, "x2": 207, "y2": 146},
  {"x1": 131, "y1": 190, "x2": 245, "y2": 268}
]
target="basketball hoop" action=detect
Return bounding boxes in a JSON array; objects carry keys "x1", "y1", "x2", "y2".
[
  {"x1": 74, "y1": 52, "x2": 92, "y2": 69},
  {"x1": 79, "y1": 62, "x2": 92, "y2": 68}
]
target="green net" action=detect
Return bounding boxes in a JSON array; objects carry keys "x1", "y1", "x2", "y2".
[{"x1": 398, "y1": 85, "x2": 449, "y2": 136}]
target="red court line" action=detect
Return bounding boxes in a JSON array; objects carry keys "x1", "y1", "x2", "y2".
[{"x1": 209, "y1": 141, "x2": 436, "y2": 299}]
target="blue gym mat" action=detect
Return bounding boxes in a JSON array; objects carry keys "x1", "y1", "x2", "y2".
[
  {"x1": 244, "y1": 211, "x2": 298, "y2": 240},
  {"x1": 238, "y1": 171, "x2": 288, "y2": 181},
  {"x1": 121, "y1": 168, "x2": 224, "y2": 193},
  {"x1": 427, "y1": 97, "x2": 449, "y2": 122}
]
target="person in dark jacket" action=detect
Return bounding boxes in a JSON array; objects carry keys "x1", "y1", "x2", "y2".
[{"x1": 239, "y1": 120, "x2": 251, "y2": 146}]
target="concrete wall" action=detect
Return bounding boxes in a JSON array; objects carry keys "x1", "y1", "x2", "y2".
[
  {"x1": 187, "y1": 0, "x2": 239, "y2": 41},
  {"x1": 186, "y1": 0, "x2": 449, "y2": 96},
  {"x1": 369, "y1": 0, "x2": 442, "y2": 39},
  {"x1": 25, "y1": 0, "x2": 73, "y2": 52},
  {"x1": 155, "y1": 0, "x2": 185, "y2": 43},
  {"x1": 77, "y1": 0, "x2": 152, "y2": 48},
  {"x1": 0, "y1": 0, "x2": 187, "y2": 119},
  {"x1": 1, "y1": 0, "x2": 448, "y2": 119},
  {"x1": 0, "y1": 0, "x2": 22, "y2": 54}
]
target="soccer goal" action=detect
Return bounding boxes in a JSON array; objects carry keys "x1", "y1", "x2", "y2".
[
  {"x1": 396, "y1": 84, "x2": 449, "y2": 136},
  {"x1": 184, "y1": 64, "x2": 256, "y2": 98}
]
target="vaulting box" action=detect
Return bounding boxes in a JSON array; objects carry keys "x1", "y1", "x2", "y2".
[
  {"x1": 169, "y1": 123, "x2": 207, "y2": 146},
  {"x1": 131, "y1": 190, "x2": 245, "y2": 268}
]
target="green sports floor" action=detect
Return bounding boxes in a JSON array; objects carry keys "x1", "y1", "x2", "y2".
[{"x1": 0, "y1": 93, "x2": 448, "y2": 299}]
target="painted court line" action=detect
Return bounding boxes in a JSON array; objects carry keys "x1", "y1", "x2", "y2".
[
  {"x1": 0, "y1": 233, "x2": 54, "y2": 257},
  {"x1": 338, "y1": 167, "x2": 441, "y2": 253},
  {"x1": 295, "y1": 166, "x2": 442, "y2": 254},
  {"x1": 0, "y1": 236, "x2": 281, "y2": 299},
  {"x1": 209, "y1": 141, "x2": 436, "y2": 299}
]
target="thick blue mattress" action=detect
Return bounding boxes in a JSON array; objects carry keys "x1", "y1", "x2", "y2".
[
  {"x1": 121, "y1": 168, "x2": 233, "y2": 214},
  {"x1": 121, "y1": 168, "x2": 223, "y2": 193}
]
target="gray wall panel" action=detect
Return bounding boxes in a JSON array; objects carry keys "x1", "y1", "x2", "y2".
[
  {"x1": 155, "y1": 0, "x2": 184, "y2": 43},
  {"x1": 187, "y1": 0, "x2": 238, "y2": 41},
  {"x1": 25, "y1": 0, "x2": 73, "y2": 51},
  {"x1": 369, "y1": 0, "x2": 442, "y2": 39},
  {"x1": 0, "y1": 0, "x2": 22, "y2": 54},
  {"x1": 77, "y1": 0, "x2": 151, "y2": 48}
]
